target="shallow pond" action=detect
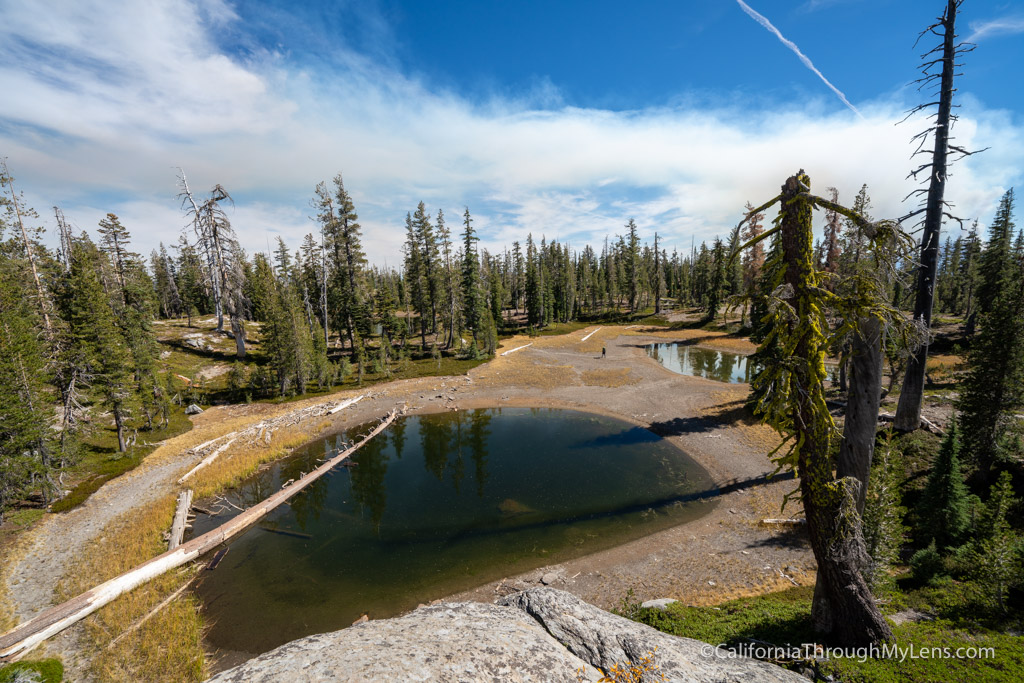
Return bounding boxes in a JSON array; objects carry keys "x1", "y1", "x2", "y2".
[
  {"x1": 193, "y1": 408, "x2": 715, "y2": 655},
  {"x1": 646, "y1": 343, "x2": 756, "y2": 383}
]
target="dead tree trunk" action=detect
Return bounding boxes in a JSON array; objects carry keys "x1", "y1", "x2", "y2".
[
  {"x1": 895, "y1": 0, "x2": 965, "y2": 431},
  {"x1": 812, "y1": 315, "x2": 884, "y2": 631}
]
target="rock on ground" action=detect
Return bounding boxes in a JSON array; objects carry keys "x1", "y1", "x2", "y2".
[
  {"x1": 206, "y1": 589, "x2": 802, "y2": 683},
  {"x1": 205, "y1": 600, "x2": 600, "y2": 682},
  {"x1": 500, "y1": 588, "x2": 804, "y2": 683}
]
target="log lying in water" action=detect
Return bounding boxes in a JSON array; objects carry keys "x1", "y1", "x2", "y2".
[
  {"x1": 0, "y1": 408, "x2": 403, "y2": 662},
  {"x1": 168, "y1": 489, "x2": 194, "y2": 550}
]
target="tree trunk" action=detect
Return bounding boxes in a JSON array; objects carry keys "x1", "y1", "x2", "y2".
[
  {"x1": 812, "y1": 315, "x2": 883, "y2": 631},
  {"x1": 231, "y1": 315, "x2": 246, "y2": 359},
  {"x1": 113, "y1": 405, "x2": 127, "y2": 453},
  {"x1": 838, "y1": 315, "x2": 883, "y2": 516},
  {"x1": 776, "y1": 173, "x2": 893, "y2": 647},
  {"x1": 895, "y1": 0, "x2": 957, "y2": 432}
]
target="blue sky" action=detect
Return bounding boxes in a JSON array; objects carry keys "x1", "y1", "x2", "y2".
[{"x1": 1, "y1": 0, "x2": 1021, "y2": 264}]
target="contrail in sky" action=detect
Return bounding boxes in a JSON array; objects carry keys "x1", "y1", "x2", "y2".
[{"x1": 735, "y1": 0, "x2": 864, "y2": 119}]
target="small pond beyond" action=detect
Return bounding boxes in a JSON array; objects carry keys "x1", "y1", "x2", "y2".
[
  {"x1": 192, "y1": 408, "x2": 715, "y2": 655},
  {"x1": 646, "y1": 343, "x2": 755, "y2": 383}
]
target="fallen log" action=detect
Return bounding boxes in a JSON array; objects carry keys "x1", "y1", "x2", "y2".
[
  {"x1": 258, "y1": 525, "x2": 312, "y2": 539},
  {"x1": 177, "y1": 436, "x2": 237, "y2": 484},
  {"x1": 0, "y1": 408, "x2": 403, "y2": 662},
  {"x1": 205, "y1": 548, "x2": 228, "y2": 570},
  {"x1": 580, "y1": 327, "x2": 601, "y2": 342},
  {"x1": 877, "y1": 412, "x2": 945, "y2": 436},
  {"x1": 328, "y1": 394, "x2": 364, "y2": 415},
  {"x1": 500, "y1": 343, "x2": 533, "y2": 357},
  {"x1": 168, "y1": 489, "x2": 194, "y2": 551}
]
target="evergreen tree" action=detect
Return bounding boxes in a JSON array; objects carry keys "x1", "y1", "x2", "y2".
[
  {"x1": 963, "y1": 471, "x2": 1023, "y2": 611},
  {"x1": 959, "y1": 201, "x2": 1024, "y2": 480},
  {"x1": 65, "y1": 239, "x2": 137, "y2": 452},
  {"x1": 461, "y1": 208, "x2": 486, "y2": 348},
  {"x1": 624, "y1": 218, "x2": 641, "y2": 312},
  {"x1": 0, "y1": 252, "x2": 59, "y2": 512},
  {"x1": 861, "y1": 435, "x2": 906, "y2": 591},
  {"x1": 920, "y1": 419, "x2": 970, "y2": 551}
]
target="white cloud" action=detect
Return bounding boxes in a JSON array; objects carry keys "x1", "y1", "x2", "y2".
[
  {"x1": 1, "y1": 0, "x2": 1021, "y2": 267},
  {"x1": 967, "y1": 16, "x2": 1024, "y2": 42}
]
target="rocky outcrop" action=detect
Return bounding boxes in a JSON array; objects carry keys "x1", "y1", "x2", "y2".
[
  {"x1": 500, "y1": 588, "x2": 804, "y2": 682},
  {"x1": 206, "y1": 588, "x2": 804, "y2": 682},
  {"x1": 205, "y1": 600, "x2": 601, "y2": 682}
]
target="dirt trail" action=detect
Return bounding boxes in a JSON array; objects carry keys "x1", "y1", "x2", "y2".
[{"x1": 4, "y1": 324, "x2": 814, "y2": 676}]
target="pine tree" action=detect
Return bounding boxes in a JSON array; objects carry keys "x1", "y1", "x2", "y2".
[
  {"x1": 461, "y1": 207, "x2": 487, "y2": 350},
  {"x1": 624, "y1": 219, "x2": 641, "y2": 312},
  {"x1": 964, "y1": 471, "x2": 1022, "y2": 611},
  {"x1": 862, "y1": 434, "x2": 906, "y2": 591},
  {"x1": 959, "y1": 199, "x2": 1024, "y2": 480},
  {"x1": 65, "y1": 239, "x2": 137, "y2": 452},
  {"x1": 0, "y1": 251, "x2": 58, "y2": 512},
  {"x1": 920, "y1": 419, "x2": 970, "y2": 551}
]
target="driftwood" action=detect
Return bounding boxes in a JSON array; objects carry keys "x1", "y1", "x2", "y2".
[
  {"x1": 500, "y1": 343, "x2": 533, "y2": 357},
  {"x1": 580, "y1": 328, "x2": 601, "y2": 342},
  {"x1": 205, "y1": 548, "x2": 228, "y2": 570},
  {"x1": 177, "y1": 437, "x2": 237, "y2": 484},
  {"x1": 0, "y1": 408, "x2": 402, "y2": 662},
  {"x1": 258, "y1": 525, "x2": 312, "y2": 539},
  {"x1": 328, "y1": 395, "x2": 364, "y2": 415},
  {"x1": 176, "y1": 394, "x2": 366, "y2": 486},
  {"x1": 877, "y1": 412, "x2": 945, "y2": 436},
  {"x1": 168, "y1": 489, "x2": 194, "y2": 550},
  {"x1": 106, "y1": 576, "x2": 196, "y2": 649}
]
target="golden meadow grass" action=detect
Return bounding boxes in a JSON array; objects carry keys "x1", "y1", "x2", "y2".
[{"x1": 46, "y1": 394, "x2": 349, "y2": 681}]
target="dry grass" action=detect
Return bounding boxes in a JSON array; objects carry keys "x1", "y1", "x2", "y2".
[
  {"x1": 581, "y1": 368, "x2": 635, "y2": 388},
  {"x1": 190, "y1": 424, "x2": 327, "y2": 500},
  {"x1": 56, "y1": 496, "x2": 206, "y2": 683},
  {"x1": 47, "y1": 392, "x2": 355, "y2": 682}
]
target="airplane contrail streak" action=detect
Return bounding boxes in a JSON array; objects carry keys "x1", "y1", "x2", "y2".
[{"x1": 736, "y1": 0, "x2": 864, "y2": 119}]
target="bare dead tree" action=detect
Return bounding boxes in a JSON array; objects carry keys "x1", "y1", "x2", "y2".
[
  {"x1": 1, "y1": 159, "x2": 52, "y2": 336},
  {"x1": 894, "y1": 0, "x2": 985, "y2": 431}
]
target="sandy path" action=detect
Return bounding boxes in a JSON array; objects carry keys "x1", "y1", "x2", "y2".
[{"x1": 4, "y1": 325, "x2": 814, "y2": 677}]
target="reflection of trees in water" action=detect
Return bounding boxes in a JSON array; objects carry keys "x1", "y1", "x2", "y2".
[
  {"x1": 390, "y1": 419, "x2": 407, "y2": 459},
  {"x1": 467, "y1": 409, "x2": 491, "y2": 498},
  {"x1": 718, "y1": 351, "x2": 735, "y2": 382},
  {"x1": 349, "y1": 435, "x2": 389, "y2": 531},
  {"x1": 421, "y1": 413, "x2": 454, "y2": 483},
  {"x1": 417, "y1": 411, "x2": 492, "y2": 496}
]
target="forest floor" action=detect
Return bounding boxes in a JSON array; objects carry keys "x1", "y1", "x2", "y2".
[{"x1": 0, "y1": 314, "x2": 965, "y2": 680}]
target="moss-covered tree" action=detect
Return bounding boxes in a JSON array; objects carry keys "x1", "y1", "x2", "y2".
[{"x1": 738, "y1": 171, "x2": 896, "y2": 646}]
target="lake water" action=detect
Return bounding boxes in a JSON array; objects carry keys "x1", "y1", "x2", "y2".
[
  {"x1": 646, "y1": 343, "x2": 755, "y2": 383},
  {"x1": 192, "y1": 408, "x2": 715, "y2": 655}
]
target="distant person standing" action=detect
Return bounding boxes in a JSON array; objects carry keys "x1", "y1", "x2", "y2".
[{"x1": 602, "y1": 346, "x2": 606, "y2": 359}]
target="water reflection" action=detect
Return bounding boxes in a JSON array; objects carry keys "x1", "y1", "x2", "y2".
[
  {"x1": 193, "y1": 408, "x2": 714, "y2": 656},
  {"x1": 646, "y1": 343, "x2": 756, "y2": 383}
]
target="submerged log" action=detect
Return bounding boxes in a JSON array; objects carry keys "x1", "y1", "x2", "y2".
[
  {"x1": 0, "y1": 408, "x2": 403, "y2": 661},
  {"x1": 168, "y1": 489, "x2": 194, "y2": 551}
]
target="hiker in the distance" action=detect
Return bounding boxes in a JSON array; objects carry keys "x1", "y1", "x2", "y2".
[{"x1": 602, "y1": 346, "x2": 606, "y2": 359}]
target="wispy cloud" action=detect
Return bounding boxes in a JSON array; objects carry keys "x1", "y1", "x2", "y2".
[
  {"x1": 0, "y1": 0, "x2": 1018, "y2": 265},
  {"x1": 735, "y1": 0, "x2": 863, "y2": 119},
  {"x1": 967, "y1": 16, "x2": 1024, "y2": 42}
]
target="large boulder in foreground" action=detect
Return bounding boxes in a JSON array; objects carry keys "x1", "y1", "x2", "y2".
[
  {"x1": 205, "y1": 600, "x2": 600, "y2": 682},
  {"x1": 206, "y1": 588, "x2": 804, "y2": 682},
  {"x1": 500, "y1": 587, "x2": 804, "y2": 682}
]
